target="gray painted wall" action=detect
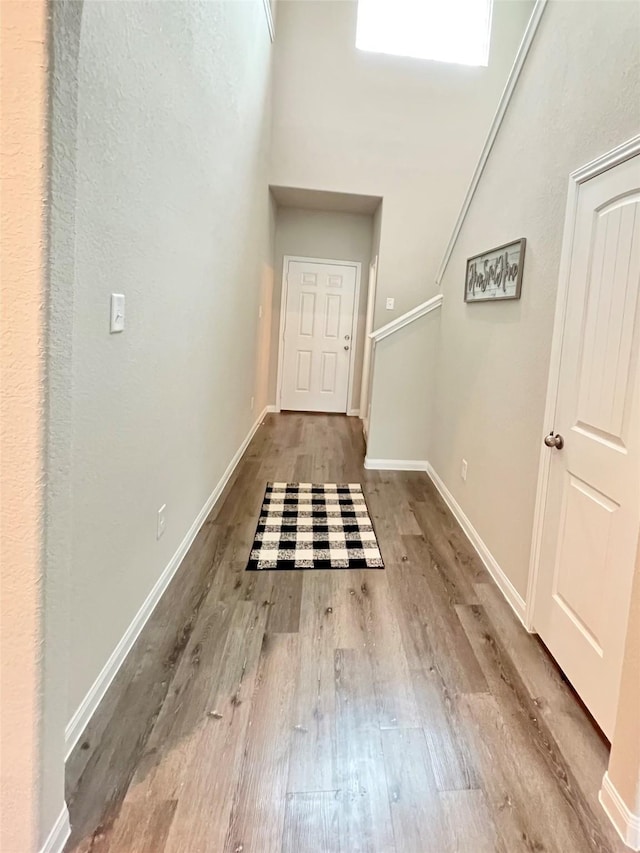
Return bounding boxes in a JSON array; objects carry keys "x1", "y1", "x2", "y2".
[
  {"x1": 56, "y1": 0, "x2": 274, "y2": 724},
  {"x1": 270, "y1": 0, "x2": 534, "y2": 463},
  {"x1": 46, "y1": 1, "x2": 84, "y2": 839},
  {"x1": 432, "y1": 0, "x2": 640, "y2": 600},
  {"x1": 271, "y1": 0, "x2": 534, "y2": 324}
]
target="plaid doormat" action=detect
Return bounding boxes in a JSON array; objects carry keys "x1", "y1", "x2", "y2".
[{"x1": 246, "y1": 482, "x2": 384, "y2": 570}]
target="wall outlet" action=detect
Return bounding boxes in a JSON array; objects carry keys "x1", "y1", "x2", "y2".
[
  {"x1": 461, "y1": 459, "x2": 468, "y2": 482},
  {"x1": 386, "y1": 297, "x2": 395, "y2": 310},
  {"x1": 258, "y1": 304, "x2": 263, "y2": 319},
  {"x1": 250, "y1": 395, "x2": 255, "y2": 411},
  {"x1": 157, "y1": 504, "x2": 167, "y2": 540}
]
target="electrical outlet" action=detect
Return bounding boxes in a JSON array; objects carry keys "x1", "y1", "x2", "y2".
[
  {"x1": 386, "y1": 297, "x2": 395, "y2": 310},
  {"x1": 258, "y1": 304, "x2": 263, "y2": 319},
  {"x1": 157, "y1": 504, "x2": 167, "y2": 540},
  {"x1": 250, "y1": 395, "x2": 255, "y2": 411},
  {"x1": 461, "y1": 459, "x2": 468, "y2": 482}
]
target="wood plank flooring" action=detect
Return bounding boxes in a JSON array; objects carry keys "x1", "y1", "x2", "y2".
[{"x1": 65, "y1": 413, "x2": 624, "y2": 853}]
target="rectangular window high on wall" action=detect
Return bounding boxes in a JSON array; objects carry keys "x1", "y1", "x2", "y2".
[{"x1": 356, "y1": 0, "x2": 493, "y2": 67}]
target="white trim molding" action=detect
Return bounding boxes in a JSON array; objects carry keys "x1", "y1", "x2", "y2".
[
  {"x1": 369, "y1": 293, "x2": 443, "y2": 343},
  {"x1": 426, "y1": 463, "x2": 528, "y2": 626},
  {"x1": 362, "y1": 456, "x2": 528, "y2": 623},
  {"x1": 525, "y1": 133, "x2": 640, "y2": 630},
  {"x1": 359, "y1": 256, "x2": 378, "y2": 426},
  {"x1": 261, "y1": 0, "x2": 274, "y2": 41},
  {"x1": 600, "y1": 772, "x2": 640, "y2": 850},
  {"x1": 364, "y1": 457, "x2": 429, "y2": 472},
  {"x1": 435, "y1": 0, "x2": 548, "y2": 286},
  {"x1": 65, "y1": 406, "x2": 271, "y2": 757},
  {"x1": 40, "y1": 804, "x2": 70, "y2": 853},
  {"x1": 571, "y1": 134, "x2": 640, "y2": 184}
]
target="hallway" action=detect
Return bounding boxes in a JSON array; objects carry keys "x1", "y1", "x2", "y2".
[{"x1": 66, "y1": 414, "x2": 624, "y2": 853}]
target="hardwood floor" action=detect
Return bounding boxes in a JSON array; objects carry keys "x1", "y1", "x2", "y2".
[{"x1": 65, "y1": 413, "x2": 625, "y2": 853}]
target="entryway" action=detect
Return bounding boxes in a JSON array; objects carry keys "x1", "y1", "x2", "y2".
[{"x1": 268, "y1": 186, "x2": 383, "y2": 417}]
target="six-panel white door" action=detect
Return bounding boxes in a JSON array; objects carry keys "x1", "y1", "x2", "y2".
[
  {"x1": 280, "y1": 259, "x2": 357, "y2": 413},
  {"x1": 534, "y1": 154, "x2": 640, "y2": 738}
]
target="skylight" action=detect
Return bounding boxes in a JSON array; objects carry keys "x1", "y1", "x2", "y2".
[{"x1": 356, "y1": 0, "x2": 493, "y2": 67}]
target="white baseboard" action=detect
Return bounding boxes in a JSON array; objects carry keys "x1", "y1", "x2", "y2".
[
  {"x1": 267, "y1": 405, "x2": 357, "y2": 417},
  {"x1": 40, "y1": 804, "x2": 70, "y2": 853},
  {"x1": 64, "y1": 407, "x2": 270, "y2": 758},
  {"x1": 265, "y1": 406, "x2": 360, "y2": 418},
  {"x1": 600, "y1": 772, "x2": 640, "y2": 850},
  {"x1": 425, "y1": 462, "x2": 528, "y2": 627},
  {"x1": 364, "y1": 457, "x2": 428, "y2": 472},
  {"x1": 362, "y1": 457, "x2": 528, "y2": 625}
]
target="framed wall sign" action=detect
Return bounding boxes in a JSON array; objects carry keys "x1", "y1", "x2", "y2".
[{"x1": 465, "y1": 238, "x2": 526, "y2": 302}]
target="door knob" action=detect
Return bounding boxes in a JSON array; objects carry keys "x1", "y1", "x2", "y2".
[
  {"x1": 345, "y1": 334, "x2": 351, "y2": 341},
  {"x1": 344, "y1": 345, "x2": 350, "y2": 351},
  {"x1": 544, "y1": 432, "x2": 564, "y2": 450}
]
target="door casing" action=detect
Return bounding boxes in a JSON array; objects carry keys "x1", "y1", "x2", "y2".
[
  {"x1": 360, "y1": 255, "x2": 378, "y2": 439},
  {"x1": 275, "y1": 255, "x2": 362, "y2": 415}
]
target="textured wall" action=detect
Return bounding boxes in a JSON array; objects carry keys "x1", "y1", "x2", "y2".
[
  {"x1": 43, "y1": 2, "x2": 84, "y2": 844},
  {"x1": 431, "y1": 0, "x2": 640, "y2": 600},
  {"x1": 271, "y1": 207, "x2": 374, "y2": 409},
  {"x1": 270, "y1": 0, "x2": 533, "y2": 462},
  {"x1": 0, "y1": 2, "x2": 51, "y2": 850},
  {"x1": 271, "y1": 0, "x2": 533, "y2": 324},
  {"x1": 63, "y1": 0, "x2": 273, "y2": 719},
  {"x1": 367, "y1": 310, "x2": 438, "y2": 461}
]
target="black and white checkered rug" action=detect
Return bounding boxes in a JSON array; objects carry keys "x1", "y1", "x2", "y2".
[{"x1": 246, "y1": 482, "x2": 384, "y2": 571}]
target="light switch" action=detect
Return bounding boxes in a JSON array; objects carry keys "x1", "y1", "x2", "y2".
[
  {"x1": 110, "y1": 293, "x2": 125, "y2": 333},
  {"x1": 157, "y1": 504, "x2": 166, "y2": 539},
  {"x1": 386, "y1": 297, "x2": 395, "y2": 310}
]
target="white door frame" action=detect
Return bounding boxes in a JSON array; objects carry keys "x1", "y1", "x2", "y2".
[
  {"x1": 275, "y1": 255, "x2": 362, "y2": 414},
  {"x1": 359, "y1": 255, "x2": 378, "y2": 437},
  {"x1": 525, "y1": 133, "x2": 640, "y2": 631}
]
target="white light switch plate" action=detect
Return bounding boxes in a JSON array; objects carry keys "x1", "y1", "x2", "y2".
[
  {"x1": 386, "y1": 297, "x2": 395, "y2": 310},
  {"x1": 157, "y1": 504, "x2": 166, "y2": 539},
  {"x1": 110, "y1": 293, "x2": 125, "y2": 333}
]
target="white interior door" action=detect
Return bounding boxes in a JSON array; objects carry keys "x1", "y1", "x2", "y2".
[
  {"x1": 534, "y1": 153, "x2": 640, "y2": 738},
  {"x1": 280, "y1": 259, "x2": 357, "y2": 413}
]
